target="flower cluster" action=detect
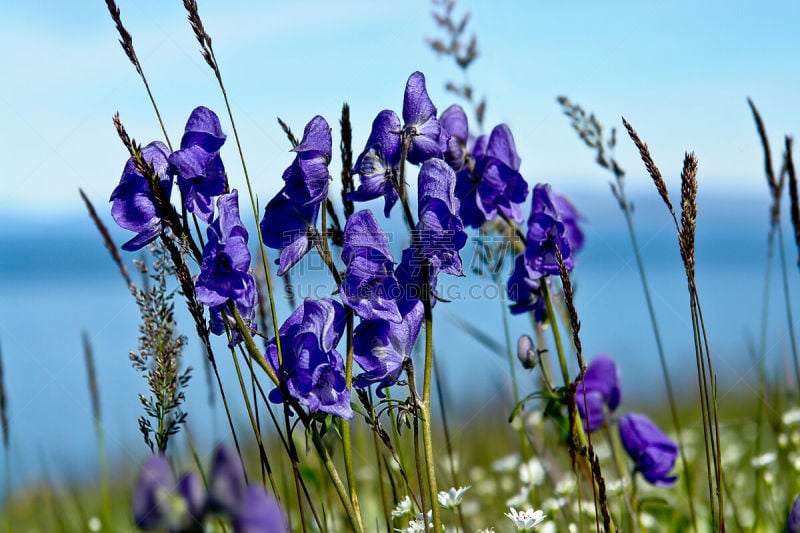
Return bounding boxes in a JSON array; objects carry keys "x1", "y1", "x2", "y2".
[
  {"x1": 110, "y1": 107, "x2": 258, "y2": 343},
  {"x1": 261, "y1": 116, "x2": 332, "y2": 274},
  {"x1": 110, "y1": 141, "x2": 173, "y2": 251},
  {"x1": 196, "y1": 190, "x2": 258, "y2": 341},
  {"x1": 506, "y1": 184, "x2": 584, "y2": 318},
  {"x1": 169, "y1": 106, "x2": 228, "y2": 222},
  {"x1": 132, "y1": 446, "x2": 288, "y2": 532},
  {"x1": 456, "y1": 123, "x2": 529, "y2": 227},
  {"x1": 575, "y1": 355, "x2": 678, "y2": 486},
  {"x1": 574, "y1": 355, "x2": 621, "y2": 432},
  {"x1": 266, "y1": 299, "x2": 352, "y2": 419}
]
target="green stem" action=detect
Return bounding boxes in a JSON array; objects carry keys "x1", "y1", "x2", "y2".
[
  {"x1": 341, "y1": 312, "x2": 363, "y2": 531},
  {"x1": 229, "y1": 304, "x2": 361, "y2": 532},
  {"x1": 421, "y1": 298, "x2": 442, "y2": 532},
  {"x1": 542, "y1": 282, "x2": 610, "y2": 532}
]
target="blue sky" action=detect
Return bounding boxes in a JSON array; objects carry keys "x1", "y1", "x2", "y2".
[{"x1": 2, "y1": 0, "x2": 799, "y2": 218}]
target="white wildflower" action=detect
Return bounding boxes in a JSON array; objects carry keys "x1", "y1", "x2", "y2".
[
  {"x1": 641, "y1": 513, "x2": 656, "y2": 528},
  {"x1": 492, "y1": 453, "x2": 521, "y2": 472},
  {"x1": 783, "y1": 408, "x2": 800, "y2": 426},
  {"x1": 778, "y1": 433, "x2": 789, "y2": 448},
  {"x1": 542, "y1": 497, "x2": 567, "y2": 513},
  {"x1": 392, "y1": 495, "x2": 413, "y2": 518},
  {"x1": 519, "y1": 458, "x2": 545, "y2": 486},
  {"x1": 395, "y1": 518, "x2": 429, "y2": 532},
  {"x1": 437, "y1": 485, "x2": 470, "y2": 509},
  {"x1": 505, "y1": 507, "x2": 546, "y2": 531},
  {"x1": 505, "y1": 485, "x2": 531, "y2": 507},
  {"x1": 751, "y1": 452, "x2": 777, "y2": 468},
  {"x1": 555, "y1": 477, "x2": 575, "y2": 496},
  {"x1": 87, "y1": 517, "x2": 102, "y2": 532}
]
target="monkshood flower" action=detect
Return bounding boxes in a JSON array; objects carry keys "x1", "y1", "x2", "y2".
[
  {"x1": 352, "y1": 299, "x2": 424, "y2": 396},
  {"x1": 553, "y1": 191, "x2": 584, "y2": 255},
  {"x1": 618, "y1": 412, "x2": 679, "y2": 487},
  {"x1": 456, "y1": 124, "x2": 528, "y2": 227},
  {"x1": 350, "y1": 110, "x2": 402, "y2": 217},
  {"x1": 788, "y1": 494, "x2": 800, "y2": 533},
  {"x1": 415, "y1": 158, "x2": 468, "y2": 277},
  {"x1": 517, "y1": 334, "x2": 537, "y2": 370},
  {"x1": 403, "y1": 71, "x2": 449, "y2": 165},
  {"x1": 209, "y1": 275, "x2": 258, "y2": 345},
  {"x1": 575, "y1": 355, "x2": 621, "y2": 432},
  {"x1": 340, "y1": 210, "x2": 402, "y2": 322},
  {"x1": 261, "y1": 189, "x2": 320, "y2": 275},
  {"x1": 232, "y1": 485, "x2": 290, "y2": 533},
  {"x1": 208, "y1": 445, "x2": 247, "y2": 515},
  {"x1": 525, "y1": 183, "x2": 576, "y2": 277},
  {"x1": 266, "y1": 299, "x2": 352, "y2": 420},
  {"x1": 132, "y1": 454, "x2": 194, "y2": 531},
  {"x1": 110, "y1": 141, "x2": 173, "y2": 251},
  {"x1": 281, "y1": 115, "x2": 332, "y2": 205},
  {"x1": 506, "y1": 254, "x2": 546, "y2": 320},
  {"x1": 169, "y1": 106, "x2": 227, "y2": 222},
  {"x1": 439, "y1": 104, "x2": 469, "y2": 171},
  {"x1": 195, "y1": 190, "x2": 253, "y2": 308}
]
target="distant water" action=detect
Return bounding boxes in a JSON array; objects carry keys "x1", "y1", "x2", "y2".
[{"x1": 1, "y1": 190, "x2": 798, "y2": 492}]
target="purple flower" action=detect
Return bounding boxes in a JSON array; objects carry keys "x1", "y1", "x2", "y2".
[
  {"x1": 209, "y1": 275, "x2": 258, "y2": 346},
  {"x1": 231, "y1": 486, "x2": 290, "y2": 533},
  {"x1": 180, "y1": 105, "x2": 227, "y2": 152},
  {"x1": 208, "y1": 445, "x2": 247, "y2": 515},
  {"x1": 266, "y1": 299, "x2": 352, "y2": 420},
  {"x1": 261, "y1": 188, "x2": 320, "y2": 275},
  {"x1": 403, "y1": 71, "x2": 449, "y2": 165},
  {"x1": 195, "y1": 190, "x2": 253, "y2": 307},
  {"x1": 553, "y1": 191, "x2": 585, "y2": 255},
  {"x1": 788, "y1": 494, "x2": 800, "y2": 533},
  {"x1": 282, "y1": 115, "x2": 332, "y2": 205},
  {"x1": 440, "y1": 104, "x2": 469, "y2": 171},
  {"x1": 132, "y1": 454, "x2": 188, "y2": 531},
  {"x1": 416, "y1": 158, "x2": 468, "y2": 276},
  {"x1": 350, "y1": 110, "x2": 402, "y2": 216},
  {"x1": 575, "y1": 355, "x2": 621, "y2": 432},
  {"x1": 618, "y1": 412, "x2": 679, "y2": 487},
  {"x1": 525, "y1": 183, "x2": 576, "y2": 277},
  {"x1": 178, "y1": 472, "x2": 206, "y2": 521},
  {"x1": 352, "y1": 300, "x2": 424, "y2": 396},
  {"x1": 506, "y1": 254, "x2": 546, "y2": 320},
  {"x1": 110, "y1": 141, "x2": 173, "y2": 251},
  {"x1": 169, "y1": 107, "x2": 227, "y2": 222},
  {"x1": 340, "y1": 210, "x2": 402, "y2": 322},
  {"x1": 456, "y1": 125, "x2": 528, "y2": 228}
]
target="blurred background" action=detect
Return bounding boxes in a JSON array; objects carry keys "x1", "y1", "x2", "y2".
[{"x1": 2, "y1": 0, "x2": 800, "y2": 492}]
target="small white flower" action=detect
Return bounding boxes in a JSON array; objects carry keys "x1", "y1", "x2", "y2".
[
  {"x1": 505, "y1": 485, "x2": 531, "y2": 507},
  {"x1": 554, "y1": 477, "x2": 575, "y2": 496},
  {"x1": 415, "y1": 510, "x2": 433, "y2": 523},
  {"x1": 392, "y1": 495, "x2": 413, "y2": 518},
  {"x1": 437, "y1": 485, "x2": 471, "y2": 509},
  {"x1": 395, "y1": 518, "x2": 429, "y2": 533},
  {"x1": 541, "y1": 497, "x2": 567, "y2": 513},
  {"x1": 492, "y1": 453, "x2": 522, "y2": 473},
  {"x1": 751, "y1": 452, "x2": 777, "y2": 468},
  {"x1": 476, "y1": 529, "x2": 496, "y2": 533},
  {"x1": 505, "y1": 507, "x2": 546, "y2": 531},
  {"x1": 519, "y1": 458, "x2": 545, "y2": 486},
  {"x1": 783, "y1": 408, "x2": 800, "y2": 426},
  {"x1": 87, "y1": 517, "x2": 102, "y2": 532}
]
